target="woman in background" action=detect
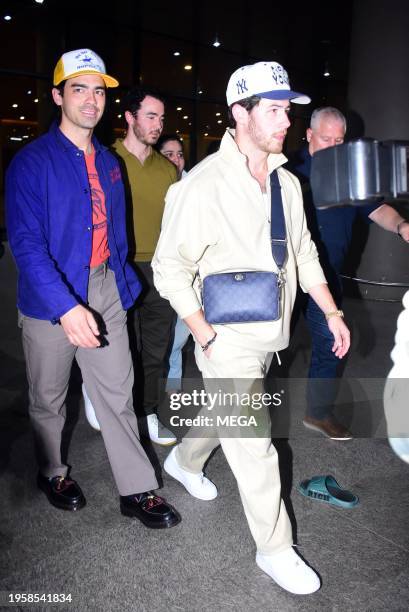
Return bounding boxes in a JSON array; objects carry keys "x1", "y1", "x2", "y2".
[{"x1": 156, "y1": 135, "x2": 190, "y2": 395}]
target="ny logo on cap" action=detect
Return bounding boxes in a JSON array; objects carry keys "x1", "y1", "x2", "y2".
[{"x1": 236, "y1": 78, "x2": 248, "y2": 95}]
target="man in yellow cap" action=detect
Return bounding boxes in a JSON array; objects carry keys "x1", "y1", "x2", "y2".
[{"x1": 5, "y1": 49, "x2": 181, "y2": 529}]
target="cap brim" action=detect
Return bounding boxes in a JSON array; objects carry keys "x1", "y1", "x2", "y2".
[
  {"x1": 257, "y1": 89, "x2": 311, "y2": 104},
  {"x1": 54, "y1": 70, "x2": 119, "y2": 88}
]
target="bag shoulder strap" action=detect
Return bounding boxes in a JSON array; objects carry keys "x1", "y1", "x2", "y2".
[{"x1": 270, "y1": 169, "x2": 287, "y2": 270}]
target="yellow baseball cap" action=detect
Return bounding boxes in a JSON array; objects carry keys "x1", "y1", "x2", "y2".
[{"x1": 53, "y1": 48, "x2": 119, "y2": 88}]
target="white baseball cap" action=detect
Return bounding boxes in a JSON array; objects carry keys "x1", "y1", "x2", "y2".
[
  {"x1": 53, "y1": 48, "x2": 119, "y2": 88},
  {"x1": 226, "y1": 61, "x2": 310, "y2": 106}
]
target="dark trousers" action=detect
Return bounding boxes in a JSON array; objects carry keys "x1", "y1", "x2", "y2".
[
  {"x1": 304, "y1": 294, "x2": 342, "y2": 420},
  {"x1": 134, "y1": 262, "x2": 176, "y2": 416}
]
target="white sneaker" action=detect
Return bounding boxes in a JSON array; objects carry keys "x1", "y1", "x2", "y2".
[
  {"x1": 82, "y1": 384, "x2": 101, "y2": 431},
  {"x1": 164, "y1": 447, "x2": 217, "y2": 500},
  {"x1": 147, "y1": 413, "x2": 177, "y2": 446},
  {"x1": 256, "y1": 547, "x2": 321, "y2": 595}
]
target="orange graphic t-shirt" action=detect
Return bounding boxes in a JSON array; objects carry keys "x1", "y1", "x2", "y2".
[{"x1": 85, "y1": 149, "x2": 110, "y2": 267}]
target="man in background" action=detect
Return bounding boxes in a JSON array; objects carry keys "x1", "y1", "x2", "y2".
[
  {"x1": 289, "y1": 106, "x2": 409, "y2": 440},
  {"x1": 112, "y1": 89, "x2": 178, "y2": 446}
]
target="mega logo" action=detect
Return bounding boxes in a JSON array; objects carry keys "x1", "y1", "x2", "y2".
[{"x1": 270, "y1": 64, "x2": 289, "y2": 86}]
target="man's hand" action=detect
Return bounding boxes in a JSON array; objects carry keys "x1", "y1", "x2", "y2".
[
  {"x1": 60, "y1": 305, "x2": 101, "y2": 348},
  {"x1": 182, "y1": 308, "x2": 216, "y2": 358},
  {"x1": 327, "y1": 316, "x2": 350, "y2": 358}
]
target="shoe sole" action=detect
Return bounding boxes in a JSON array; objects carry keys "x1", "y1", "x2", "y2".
[
  {"x1": 120, "y1": 505, "x2": 181, "y2": 529},
  {"x1": 38, "y1": 483, "x2": 86, "y2": 512},
  {"x1": 302, "y1": 420, "x2": 353, "y2": 441},
  {"x1": 164, "y1": 458, "x2": 217, "y2": 501},
  {"x1": 256, "y1": 555, "x2": 321, "y2": 595}
]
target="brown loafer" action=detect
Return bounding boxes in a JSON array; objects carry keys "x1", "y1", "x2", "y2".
[{"x1": 303, "y1": 416, "x2": 353, "y2": 441}]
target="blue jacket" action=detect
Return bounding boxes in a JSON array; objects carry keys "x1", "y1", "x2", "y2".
[{"x1": 6, "y1": 122, "x2": 142, "y2": 322}]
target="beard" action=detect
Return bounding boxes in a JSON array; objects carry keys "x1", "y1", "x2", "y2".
[
  {"x1": 248, "y1": 119, "x2": 286, "y2": 154},
  {"x1": 133, "y1": 125, "x2": 161, "y2": 146}
]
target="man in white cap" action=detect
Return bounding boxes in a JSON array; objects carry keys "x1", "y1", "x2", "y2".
[
  {"x1": 6, "y1": 49, "x2": 181, "y2": 529},
  {"x1": 152, "y1": 61, "x2": 350, "y2": 593}
]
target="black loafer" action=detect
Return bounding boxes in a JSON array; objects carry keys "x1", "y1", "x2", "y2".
[
  {"x1": 37, "y1": 473, "x2": 86, "y2": 511},
  {"x1": 120, "y1": 491, "x2": 181, "y2": 529}
]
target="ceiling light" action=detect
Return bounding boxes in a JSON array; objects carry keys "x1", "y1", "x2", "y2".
[
  {"x1": 27, "y1": 90, "x2": 32, "y2": 95},
  {"x1": 117, "y1": 114, "x2": 122, "y2": 118},
  {"x1": 4, "y1": 15, "x2": 12, "y2": 21},
  {"x1": 176, "y1": 129, "x2": 180, "y2": 133},
  {"x1": 183, "y1": 115, "x2": 188, "y2": 119},
  {"x1": 35, "y1": 1, "x2": 45, "y2": 4},
  {"x1": 204, "y1": 133, "x2": 209, "y2": 137},
  {"x1": 10, "y1": 137, "x2": 22, "y2": 141},
  {"x1": 34, "y1": 98, "x2": 39, "y2": 103},
  {"x1": 217, "y1": 120, "x2": 222, "y2": 124},
  {"x1": 20, "y1": 116, "x2": 25, "y2": 120},
  {"x1": 23, "y1": 135, "x2": 29, "y2": 139},
  {"x1": 212, "y1": 34, "x2": 221, "y2": 48},
  {"x1": 173, "y1": 51, "x2": 181, "y2": 56},
  {"x1": 323, "y1": 71, "x2": 330, "y2": 77},
  {"x1": 215, "y1": 112, "x2": 221, "y2": 117},
  {"x1": 198, "y1": 90, "x2": 203, "y2": 95},
  {"x1": 184, "y1": 65, "x2": 192, "y2": 71},
  {"x1": 12, "y1": 103, "x2": 18, "y2": 108},
  {"x1": 176, "y1": 107, "x2": 182, "y2": 111},
  {"x1": 115, "y1": 98, "x2": 120, "y2": 103}
]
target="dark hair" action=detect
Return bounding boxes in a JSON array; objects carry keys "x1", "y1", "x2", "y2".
[
  {"x1": 227, "y1": 95, "x2": 261, "y2": 128},
  {"x1": 156, "y1": 133, "x2": 184, "y2": 152},
  {"x1": 122, "y1": 87, "x2": 165, "y2": 115},
  {"x1": 54, "y1": 80, "x2": 66, "y2": 97}
]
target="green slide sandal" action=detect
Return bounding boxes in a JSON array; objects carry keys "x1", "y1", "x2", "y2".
[{"x1": 297, "y1": 475, "x2": 359, "y2": 508}]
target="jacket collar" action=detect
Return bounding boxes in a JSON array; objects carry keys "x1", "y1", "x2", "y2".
[
  {"x1": 220, "y1": 128, "x2": 288, "y2": 174},
  {"x1": 112, "y1": 138, "x2": 157, "y2": 166},
  {"x1": 50, "y1": 121, "x2": 106, "y2": 154}
]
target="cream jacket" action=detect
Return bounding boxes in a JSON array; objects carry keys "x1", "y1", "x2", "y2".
[{"x1": 152, "y1": 130, "x2": 326, "y2": 352}]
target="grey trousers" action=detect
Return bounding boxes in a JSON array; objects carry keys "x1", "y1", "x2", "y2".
[{"x1": 20, "y1": 265, "x2": 158, "y2": 496}]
